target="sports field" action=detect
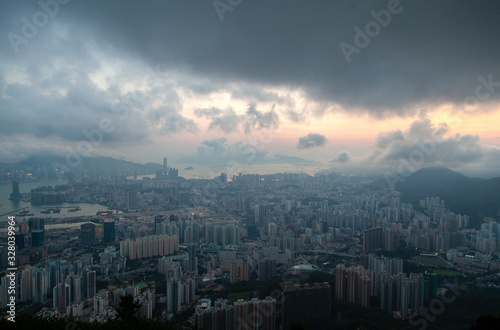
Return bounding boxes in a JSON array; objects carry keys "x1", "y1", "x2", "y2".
[
  {"x1": 432, "y1": 269, "x2": 457, "y2": 276},
  {"x1": 415, "y1": 255, "x2": 453, "y2": 268}
]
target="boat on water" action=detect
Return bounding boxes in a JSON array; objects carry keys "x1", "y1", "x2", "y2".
[
  {"x1": 41, "y1": 208, "x2": 62, "y2": 214},
  {"x1": 68, "y1": 206, "x2": 81, "y2": 212},
  {"x1": 96, "y1": 210, "x2": 114, "y2": 216}
]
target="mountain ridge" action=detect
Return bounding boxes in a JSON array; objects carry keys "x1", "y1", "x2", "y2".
[{"x1": 395, "y1": 167, "x2": 500, "y2": 227}]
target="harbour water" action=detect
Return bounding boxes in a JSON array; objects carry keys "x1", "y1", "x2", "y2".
[{"x1": 0, "y1": 179, "x2": 110, "y2": 222}]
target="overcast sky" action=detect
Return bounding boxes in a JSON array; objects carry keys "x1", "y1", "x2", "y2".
[{"x1": 1, "y1": 0, "x2": 500, "y2": 178}]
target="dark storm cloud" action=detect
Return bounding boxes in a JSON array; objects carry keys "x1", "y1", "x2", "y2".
[
  {"x1": 2, "y1": 0, "x2": 500, "y2": 160},
  {"x1": 0, "y1": 20, "x2": 197, "y2": 147},
  {"x1": 1, "y1": 0, "x2": 495, "y2": 116},
  {"x1": 0, "y1": 79, "x2": 146, "y2": 144},
  {"x1": 0, "y1": 73, "x2": 196, "y2": 144},
  {"x1": 297, "y1": 133, "x2": 329, "y2": 149},
  {"x1": 230, "y1": 84, "x2": 294, "y2": 106}
]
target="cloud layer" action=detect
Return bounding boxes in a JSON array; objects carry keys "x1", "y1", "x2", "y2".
[
  {"x1": 194, "y1": 104, "x2": 279, "y2": 134},
  {"x1": 1, "y1": 1, "x2": 500, "y2": 176},
  {"x1": 179, "y1": 137, "x2": 311, "y2": 166},
  {"x1": 333, "y1": 152, "x2": 351, "y2": 163},
  {"x1": 367, "y1": 119, "x2": 500, "y2": 177},
  {"x1": 297, "y1": 133, "x2": 329, "y2": 149}
]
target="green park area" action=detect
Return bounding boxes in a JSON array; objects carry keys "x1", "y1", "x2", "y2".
[
  {"x1": 432, "y1": 269, "x2": 457, "y2": 276},
  {"x1": 415, "y1": 255, "x2": 453, "y2": 268},
  {"x1": 229, "y1": 291, "x2": 251, "y2": 303}
]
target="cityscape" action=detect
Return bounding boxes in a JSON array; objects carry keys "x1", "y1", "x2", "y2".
[
  {"x1": 0, "y1": 158, "x2": 499, "y2": 329},
  {"x1": 1, "y1": 1, "x2": 500, "y2": 329}
]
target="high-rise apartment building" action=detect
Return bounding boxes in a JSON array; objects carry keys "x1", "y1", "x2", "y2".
[
  {"x1": 230, "y1": 262, "x2": 238, "y2": 284},
  {"x1": 103, "y1": 220, "x2": 115, "y2": 243},
  {"x1": 80, "y1": 223, "x2": 95, "y2": 246},
  {"x1": 363, "y1": 227, "x2": 383, "y2": 253},
  {"x1": 282, "y1": 282, "x2": 331, "y2": 329},
  {"x1": 188, "y1": 244, "x2": 197, "y2": 273}
]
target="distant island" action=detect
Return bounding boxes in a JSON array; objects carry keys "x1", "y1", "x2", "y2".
[{"x1": 184, "y1": 166, "x2": 194, "y2": 170}]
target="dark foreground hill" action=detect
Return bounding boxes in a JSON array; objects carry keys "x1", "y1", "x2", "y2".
[{"x1": 395, "y1": 167, "x2": 500, "y2": 227}]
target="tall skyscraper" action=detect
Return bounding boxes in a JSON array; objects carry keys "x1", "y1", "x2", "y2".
[
  {"x1": 15, "y1": 233, "x2": 25, "y2": 249},
  {"x1": 19, "y1": 221, "x2": 29, "y2": 235},
  {"x1": 163, "y1": 157, "x2": 168, "y2": 177},
  {"x1": 120, "y1": 235, "x2": 179, "y2": 260},
  {"x1": 32, "y1": 268, "x2": 49, "y2": 304},
  {"x1": 20, "y1": 267, "x2": 33, "y2": 303},
  {"x1": 10, "y1": 181, "x2": 20, "y2": 200},
  {"x1": 230, "y1": 262, "x2": 238, "y2": 284},
  {"x1": 71, "y1": 275, "x2": 82, "y2": 303},
  {"x1": 335, "y1": 264, "x2": 347, "y2": 302},
  {"x1": 400, "y1": 280, "x2": 411, "y2": 319},
  {"x1": 126, "y1": 191, "x2": 139, "y2": 209},
  {"x1": 409, "y1": 273, "x2": 424, "y2": 314},
  {"x1": 138, "y1": 289, "x2": 155, "y2": 319},
  {"x1": 259, "y1": 259, "x2": 276, "y2": 281},
  {"x1": 85, "y1": 270, "x2": 96, "y2": 298},
  {"x1": 94, "y1": 292, "x2": 109, "y2": 314},
  {"x1": 359, "y1": 273, "x2": 371, "y2": 308},
  {"x1": 154, "y1": 215, "x2": 164, "y2": 235},
  {"x1": 166, "y1": 279, "x2": 182, "y2": 313},
  {"x1": 113, "y1": 288, "x2": 125, "y2": 307},
  {"x1": 168, "y1": 168, "x2": 178, "y2": 179},
  {"x1": 320, "y1": 200, "x2": 328, "y2": 212},
  {"x1": 103, "y1": 220, "x2": 115, "y2": 243},
  {"x1": 0, "y1": 276, "x2": 8, "y2": 308},
  {"x1": 255, "y1": 204, "x2": 267, "y2": 226},
  {"x1": 125, "y1": 284, "x2": 139, "y2": 298},
  {"x1": 240, "y1": 262, "x2": 250, "y2": 282},
  {"x1": 424, "y1": 272, "x2": 437, "y2": 299},
  {"x1": 380, "y1": 278, "x2": 394, "y2": 312},
  {"x1": 337, "y1": 264, "x2": 370, "y2": 308},
  {"x1": 53, "y1": 282, "x2": 71, "y2": 310},
  {"x1": 188, "y1": 244, "x2": 197, "y2": 273},
  {"x1": 195, "y1": 298, "x2": 234, "y2": 330},
  {"x1": 363, "y1": 227, "x2": 383, "y2": 253},
  {"x1": 31, "y1": 229, "x2": 44, "y2": 247},
  {"x1": 234, "y1": 297, "x2": 276, "y2": 330},
  {"x1": 67, "y1": 302, "x2": 83, "y2": 319},
  {"x1": 80, "y1": 223, "x2": 96, "y2": 246},
  {"x1": 384, "y1": 228, "x2": 400, "y2": 251},
  {"x1": 28, "y1": 218, "x2": 45, "y2": 231},
  {"x1": 282, "y1": 283, "x2": 331, "y2": 329}
]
